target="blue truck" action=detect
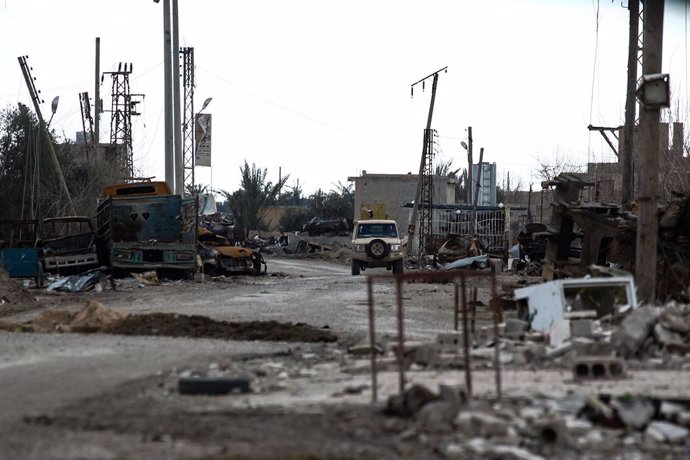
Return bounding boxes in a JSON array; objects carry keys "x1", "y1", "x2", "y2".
[{"x1": 96, "y1": 181, "x2": 197, "y2": 274}]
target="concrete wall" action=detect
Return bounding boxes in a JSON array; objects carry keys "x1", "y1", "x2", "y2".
[{"x1": 347, "y1": 172, "x2": 457, "y2": 232}]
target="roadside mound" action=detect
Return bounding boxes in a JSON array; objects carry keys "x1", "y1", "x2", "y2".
[
  {"x1": 103, "y1": 313, "x2": 338, "y2": 342},
  {"x1": 0, "y1": 271, "x2": 39, "y2": 317}
]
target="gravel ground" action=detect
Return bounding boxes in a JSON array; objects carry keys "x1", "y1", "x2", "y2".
[{"x1": 0, "y1": 254, "x2": 688, "y2": 459}]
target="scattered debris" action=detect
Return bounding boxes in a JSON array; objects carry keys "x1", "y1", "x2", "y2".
[{"x1": 47, "y1": 266, "x2": 113, "y2": 293}]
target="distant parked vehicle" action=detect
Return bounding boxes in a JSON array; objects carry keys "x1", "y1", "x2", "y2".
[
  {"x1": 302, "y1": 217, "x2": 353, "y2": 236},
  {"x1": 96, "y1": 181, "x2": 196, "y2": 275},
  {"x1": 39, "y1": 216, "x2": 99, "y2": 274}
]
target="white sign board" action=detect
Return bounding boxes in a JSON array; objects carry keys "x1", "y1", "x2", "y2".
[{"x1": 195, "y1": 113, "x2": 212, "y2": 167}]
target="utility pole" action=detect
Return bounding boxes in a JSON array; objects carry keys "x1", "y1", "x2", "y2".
[
  {"x1": 622, "y1": 0, "x2": 641, "y2": 210},
  {"x1": 163, "y1": 0, "x2": 174, "y2": 191},
  {"x1": 635, "y1": 1, "x2": 665, "y2": 304},
  {"x1": 94, "y1": 37, "x2": 100, "y2": 144},
  {"x1": 471, "y1": 147, "x2": 484, "y2": 235},
  {"x1": 172, "y1": 0, "x2": 183, "y2": 195},
  {"x1": 406, "y1": 66, "x2": 447, "y2": 257},
  {"x1": 17, "y1": 56, "x2": 75, "y2": 216},
  {"x1": 466, "y1": 126, "x2": 473, "y2": 205},
  {"x1": 181, "y1": 47, "x2": 195, "y2": 195}
]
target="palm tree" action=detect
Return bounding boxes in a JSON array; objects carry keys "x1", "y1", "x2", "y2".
[{"x1": 220, "y1": 161, "x2": 289, "y2": 232}]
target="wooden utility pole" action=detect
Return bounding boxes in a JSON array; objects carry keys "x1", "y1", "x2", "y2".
[
  {"x1": 94, "y1": 37, "x2": 100, "y2": 144},
  {"x1": 635, "y1": 0, "x2": 664, "y2": 303},
  {"x1": 471, "y1": 147, "x2": 484, "y2": 234},
  {"x1": 406, "y1": 67, "x2": 446, "y2": 257},
  {"x1": 622, "y1": 0, "x2": 640, "y2": 210},
  {"x1": 466, "y1": 126, "x2": 473, "y2": 205}
]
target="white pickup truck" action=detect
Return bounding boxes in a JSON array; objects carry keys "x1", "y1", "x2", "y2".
[{"x1": 350, "y1": 219, "x2": 405, "y2": 275}]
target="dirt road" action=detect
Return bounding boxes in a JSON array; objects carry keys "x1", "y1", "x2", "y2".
[{"x1": 0, "y1": 255, "x2": 688, "y2": 459}]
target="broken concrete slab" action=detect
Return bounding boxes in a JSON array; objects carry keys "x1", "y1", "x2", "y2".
[
  {"x1": 645, "y1": 421, "x2": 689, "y2": 444},
  {"x1": 612, "y1": 306, "x2": 660, "y2": 358},
  {"x1": 455, "y1": 411, "x2": 511, "y2": 438},
  {"x1": 653, "y1": 323, "x2": 686, "y2": 349}
]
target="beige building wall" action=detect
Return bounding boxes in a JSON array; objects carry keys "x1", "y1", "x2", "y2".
[{"x1": 347, "y1": 172, "x2": 458, "y2": 232}]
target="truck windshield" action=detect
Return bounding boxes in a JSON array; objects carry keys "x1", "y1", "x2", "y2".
[{"x1": 357, "y1": 223, "x2": 397, "y2": 238}]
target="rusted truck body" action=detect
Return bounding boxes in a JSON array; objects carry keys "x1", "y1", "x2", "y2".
[
  {"x1": 39, "y1": 216, "x2": 99, "y2": 273},
  {"x1": 96, "y1": 181, "x2": 196, "y2": 273}
]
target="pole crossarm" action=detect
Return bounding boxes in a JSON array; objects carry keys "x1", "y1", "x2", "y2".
[{"x1": 587, "y1": 124, "x2": 624, "y2": 158}]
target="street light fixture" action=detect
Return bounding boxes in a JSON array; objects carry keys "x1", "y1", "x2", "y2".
[
  {"x1": 199, "y1": 97, "x2": 212, "y2": 113},
  {"x1": 47, "y1": 96, "x2": 59, "y2": 128}
]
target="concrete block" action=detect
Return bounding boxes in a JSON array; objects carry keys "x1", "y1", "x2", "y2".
[
  {"x1": 570, "y1": 319, "x2": 594, "y2": 338},
  {"x1": 438, "y1": 383, "x2": 467, "y2": 405},
  {"x1": 573, "y1": 356, "x2": 626, "y2": 380},
  {"x1": 436, "y1": 331, "x2": 463, "y2": 351},
  {"x1": 571, "y1": 337, "x2": 614, "y2": 357},
  {"x1": 533, "y1": 417, "x2": 569, "y2": 446},
  {"x1": 504, "y1": 318, "x2": 528, "y2": 340}
]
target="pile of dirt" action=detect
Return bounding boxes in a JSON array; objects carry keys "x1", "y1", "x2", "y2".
[
  {"x1": 29, "y1": 301, "x2": 127, "y2": 332},
  {"x1": 0, "y1": 270, "x2": 38, "y2": 317},
  {"x1": 104, "y1": 313, "x2": 338, "y2": 343}
]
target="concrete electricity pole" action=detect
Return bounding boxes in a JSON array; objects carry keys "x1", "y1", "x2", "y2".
[
  {"x1": 163, "y1": 0, "x2": 174, "y2": 191},
  {"x1": 172, "y1": 0, "x2": 184, "y2": 195},
  {"x1": 635, "y1": 0, "x2": 665, "y2": 303}
]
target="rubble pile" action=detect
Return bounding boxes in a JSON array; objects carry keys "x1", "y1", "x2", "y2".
[
  {"x1": 384, "y1": 384, "x2": 690, "y2": 458},
  {"x1": 612, "y1": 304, "x2": 690, "y2": 359}
]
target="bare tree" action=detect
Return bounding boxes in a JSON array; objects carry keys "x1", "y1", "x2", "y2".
[{"x1": 532, "y1": 149, "x2": 585, "y2": 182}]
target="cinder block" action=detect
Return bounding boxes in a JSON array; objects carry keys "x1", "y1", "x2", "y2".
[
  {"x1": 571, "y1": 319, "x2": 595, "y2": 338},
  {"x1": 573, "y1": 356, "x2": 626, "y2": 380},
  {"x1": 437, "y1": 332, "x2": 463, "y2": 351}
]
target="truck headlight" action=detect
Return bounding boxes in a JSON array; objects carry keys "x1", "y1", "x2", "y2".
[
  {"x1": 354, "y1": 244, "x2": 365, "y2": 252},
  {"x1": 390, "y1": 244, "x2": 401, "y2": 252}
]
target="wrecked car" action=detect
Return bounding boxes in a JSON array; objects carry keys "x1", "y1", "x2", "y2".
[
  {"x1": 351, "y1": 219, "x2": 405, "y2": 275},
  {"x1": 39, "y1": 216, "x2": 99, "y2": 274},
  {"x1": 302, "y1": 217, "x2": 353, "y2": 236},
  {"x1": 197, "y1": 227, "x2": 265, "y2": 275}
]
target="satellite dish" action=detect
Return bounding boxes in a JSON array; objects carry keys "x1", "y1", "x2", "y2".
[{"x1": 460, "y1": 141, "x2": 468, "y2": 150}]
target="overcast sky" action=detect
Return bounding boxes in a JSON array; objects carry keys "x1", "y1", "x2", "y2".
[{"x1": 1, "y1": 1, "x2": 689, "y2": 197}]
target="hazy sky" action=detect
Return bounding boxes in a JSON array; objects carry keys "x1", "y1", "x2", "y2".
[{"x1": 1, "y1": 1, "x2": 689, "y2": 197}]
